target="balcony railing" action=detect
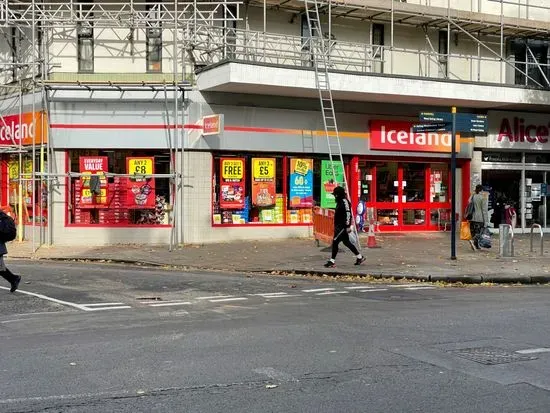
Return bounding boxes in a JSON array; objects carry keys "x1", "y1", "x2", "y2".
[{"x1": 191, "y1": 26, "x2": 550, "y2": 88}]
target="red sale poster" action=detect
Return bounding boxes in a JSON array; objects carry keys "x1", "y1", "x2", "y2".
[
  {"x1": 79, "y1": 156, "x2": 108, "y2": 207},
  {"x1": 219, "y1": 158, "x2": 246, "y2": 209}
]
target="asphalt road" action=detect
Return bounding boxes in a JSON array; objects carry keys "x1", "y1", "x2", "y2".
[{"x1": 1, "y1": 260, "x2": 550, "y2": 413}]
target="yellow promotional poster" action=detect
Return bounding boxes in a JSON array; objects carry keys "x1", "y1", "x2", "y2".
[
  {"x1": 252, "y1": 158, "x2": 276, "y2": 207},
  {"x1": 128, "y1": 158, "x2": 154, "y2": 175},
  {"x1": 220, "y1": 158, "x2": 246, "y2": 209},
  {"x1": 126, "y1": 157, "x2": 155, "y2": 208}
]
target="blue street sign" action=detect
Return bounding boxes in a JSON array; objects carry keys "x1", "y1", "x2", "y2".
[
  {"x1": 419, "y1": 112, "x2": 488, "y2": 134},
  {"x1": 412, "y1": 123, "x2": 449, "y2": 133}
]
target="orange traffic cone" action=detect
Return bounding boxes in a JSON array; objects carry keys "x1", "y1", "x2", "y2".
[{"x1": 367, "y1": 223, "x2": 380, "y2": 248}]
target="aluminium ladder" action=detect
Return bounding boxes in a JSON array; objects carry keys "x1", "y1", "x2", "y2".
[{"x1": 303, "y1": 0, "x2": 362, "y2": 250}]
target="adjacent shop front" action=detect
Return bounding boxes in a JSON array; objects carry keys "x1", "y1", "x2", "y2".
[
  {"x1": 476, "y1": 111, "x2": 550, "y2": 232},
  {"x1": 0, "y1": 111, "x2": 48, "y2": 227}
]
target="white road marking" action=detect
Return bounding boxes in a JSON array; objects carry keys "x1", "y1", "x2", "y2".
[
  {"x1": 0, "y1": 286, "x2": 91, "y2": 311},
  {"x1": 316, "y1": 291, "x2": 349, "y2": 295},
  {"x1": 388, "y1": 284, "x2": 425, "y2": 288},
  {"x1": 345, "y1": 286, "x2": 379, "y2": 290},
  {"x1": 253, "y1": 292, "x2": 288, "y2": 296},
  {"x1": 404, "y1": 287, "x2": 436, "y2": 290},
  {"x1": 302, "y1": 288, "x2": 335, "y2": 293},
  {"x1": 196, "y1": 295, "x2": 235, "y2": 300},
  {"x1": 81, "y1": 303, "x2": 126, "y2": 307},
  {"x1": 516, "y1": 348, "x2": 550, "y2": 354},
  {"x1": 85, "y1": 306, "x2": 132, "y2": 311},
  {"x1": 360, "y1": 289, "x2": 388, "y2": 292},
  {"x1": 260, "y1": 294, "x2": 302, "y2": 298},
  {"x1": 149, "y1": 302, "x2": 192, "y2": 307},
  {"x1": 209, "y1": 297, "x2": 248, "y2": 303}
]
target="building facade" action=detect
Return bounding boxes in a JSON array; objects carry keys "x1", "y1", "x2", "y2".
[{"x1": 1, "y1": 0, "x2": 549, "y2": 246}]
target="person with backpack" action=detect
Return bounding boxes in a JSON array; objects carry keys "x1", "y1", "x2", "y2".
[
  {"x1": 0, "y1": 210, "x2": 20, "y2": 292},
  {"x1": 466, "y1": 185, "x2": 489, "y2": 251},
  {"x1": 324, "y1": 186, "x2": 366, "y2": 268}
]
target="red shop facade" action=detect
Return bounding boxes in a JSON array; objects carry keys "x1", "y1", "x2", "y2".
[{"x1": 347, "y1": 120, "x2": 472, "y2": 232}]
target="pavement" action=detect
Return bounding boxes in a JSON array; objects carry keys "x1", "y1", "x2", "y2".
[{"x1": 5, "y1": 231, "x2": 550, "y2": 284}]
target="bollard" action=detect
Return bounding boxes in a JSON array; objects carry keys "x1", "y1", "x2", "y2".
[
  {"x1": 499, "y1": 224, "x2": 514, "y2": 257},
  {"x1": 530, "y1": 223, "x2": 543, "y2": 256}
]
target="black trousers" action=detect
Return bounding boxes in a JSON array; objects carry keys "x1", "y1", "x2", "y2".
[
  {"x1": 0, "y1": 268, "x2": 17, "y2": 284},
  {"x1": 331, "y1": 228, "x2": 360, "y2": 259}
]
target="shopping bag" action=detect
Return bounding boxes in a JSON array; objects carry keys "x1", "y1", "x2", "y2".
[
  {"x1": 348, "y1": 229, "x2": 360, "y2": 250},
  {"x1": 460, "y1": 221, "x2": 472, "y2": 240},
  {"x1": 479, "y1": 227, "x2": 492, "y2": 248}
]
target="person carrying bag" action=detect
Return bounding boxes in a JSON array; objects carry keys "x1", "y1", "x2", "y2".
[{"x1": 466, "y1": 185, "x2": 489, "y2": 251}]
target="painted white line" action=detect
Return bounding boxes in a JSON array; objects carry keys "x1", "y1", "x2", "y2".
[
  {"x1": 302, "y1": 288, "x2": 335, "y2": 293},
  {"x1": 388, "y1": 284, "x2": 424, "y2": 288},
  {"x1": 196, "y1": 295, "x2": 234, "y2": 300},
  {"x1": 360, "y1": 289, "x2": 388, "y2": 292},
  {"x1": 252, "y1": 292, "x2": 288, "y2": 296},
  {"x1": 209, "y1": 297, "x2": 248, "y2": 303},
  {"x1": 516, "y1": 348, "x2": 550, "y2": 355},
  {"x1": 82, "y1": 303, "x2": 126, "y2": 307},
  {"x1": 344, "y1": 286, "x2": 382, "y2": 290},
  {"x1": 259, "y1": 294, "x2": 302, "y2": 298},
  {"x1": 0, "y1": 286, "x2": 90, "y2": 311},
  {"x1": 404, "y1": 287, "x2": 436, "y2": 290},
  {"x1": 316, "y1": 291, "x2": 349, "y2": 295},
  {"x1": 86, "y1": 306, "x2": 132, "y2": 311},
  {"x1": 149, "y1": 302, "x2": 192, "y2": 307}
]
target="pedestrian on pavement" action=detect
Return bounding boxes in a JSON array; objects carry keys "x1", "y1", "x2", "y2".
[
  {"x1": 468, "y1": 184, "x2": 489, "y2": 251},
  {"x1": 324, "y1": 186, "x2": 365, "y2": 268},
  {"x1": 0, "y1": 211, "x2": 20, "y2": 293}
]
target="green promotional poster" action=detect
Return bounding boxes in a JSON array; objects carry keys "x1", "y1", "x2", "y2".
[{"x1": 320, "y1": 160, "x2": 344, "y2": 208}]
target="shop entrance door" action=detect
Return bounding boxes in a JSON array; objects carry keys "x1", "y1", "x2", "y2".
[{"x1": 359, "y1": 160, "x2": 451, "y2": 231}]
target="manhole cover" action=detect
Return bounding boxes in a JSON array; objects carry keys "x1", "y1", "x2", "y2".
[{"x1": 448, "y1": 346, "x2": 538, "y2": 365}]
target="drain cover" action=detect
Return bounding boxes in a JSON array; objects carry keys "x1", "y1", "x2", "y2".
[{"x1": 448, "y1": 346, "x2": 538, "y2": 365}]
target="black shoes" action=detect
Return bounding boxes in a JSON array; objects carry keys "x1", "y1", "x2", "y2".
[
  {"x1": 354, "y1": 257, "x2": 366, "y2": 266},
  {"x1": 324, "y1": 260, "x2": 336, "y2": 268},
  {"x1": 10, "y1": 275, "x2": 21, "y2": 293}
]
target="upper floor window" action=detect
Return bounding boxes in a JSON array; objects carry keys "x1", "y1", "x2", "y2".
[
  {"x1": 224, "y1": 4, "x2": 237, "y2": 59},
  {"x1": 510, "y1": 39, "x2": 549, "y2": 88},
  {"x1": 372, "y1": 23, "x2": 384, "y2": 73},
  {"x1": 146, "y1": 0, "x2": 162, "y2": 72},
  {"x1": 77, "y1": 0, "x2": 94, "y2": 73}
]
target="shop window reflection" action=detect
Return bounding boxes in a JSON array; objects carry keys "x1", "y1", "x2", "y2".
[
  {"x1": 376, "y1": 162, "x2": 398, "y2": 202},
  {"x1": 430, "y1": 163, "x2": 449, "y2": 203},
  {"x1": 376, "y1": 209, "x2": 398, "y2": 227},
  {"x1": 403, "y1": 163, "x2": 425, "y2": 202},
  {"x1": 403, "y1": 209, "x2": 425, "y2": 225}
]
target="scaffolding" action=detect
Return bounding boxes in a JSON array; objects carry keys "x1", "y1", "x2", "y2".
[
  {"x1": 1, "y1": 0, "x2": 550, "y2": 249},
  {"x1": 0, "y1": 0, "x2": 240, "y2": 251}
]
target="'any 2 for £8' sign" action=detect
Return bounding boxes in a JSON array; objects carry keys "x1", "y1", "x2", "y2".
[{"x1": 128, "y1": 157, "x2": 154, "y2": 175}]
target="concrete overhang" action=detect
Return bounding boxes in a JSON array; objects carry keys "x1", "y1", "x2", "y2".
[{"x1": 196, "y1": 62, "x2": 550, "y2": 112}]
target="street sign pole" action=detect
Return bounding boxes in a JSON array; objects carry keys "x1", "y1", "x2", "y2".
[{"x1": 450, "y1": 106, "x2": 457, "y2": 260}]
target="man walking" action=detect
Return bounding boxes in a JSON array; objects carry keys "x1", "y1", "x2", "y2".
[
  {"x1": 324, "y1": 186, "x2": 365, "y2": 268},
  {"x1": 0, "y1": 211, "x2": 20, "y2": 293},
  {"x1": 468, "y1": 184, "x2": 489, "y2": 251}
]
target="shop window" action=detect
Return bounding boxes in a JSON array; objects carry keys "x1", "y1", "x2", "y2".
[
  {"x1": 509, "y1": 38, "x2": 550, "y2": 88},
  {"x1": 403, "y1": 209, "x2": 425, "y2": 225},
  {"x1": 212, "y1": 154, "x2": 329, "y2": 226},
  {"x1": 67, "y1": 150, "x2": 171, "y2": 226},
  {"x1": 376, "y1": 162, "x2": 398, "y2": 202},
  {"x1": 403, "y1": 163, "x2": 425, "y2": 203},
  {"x1": 3, "y1": 154, "x2": 47, "y2": 225},
  {"x1": 429, "y1": 163, "x2": 448, "y2": 203},
  {"x1": 76, "y1": 0, "x2": 94, "y2": 73}
]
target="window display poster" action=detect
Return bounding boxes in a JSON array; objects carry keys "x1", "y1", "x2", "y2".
[
  {"x1": 321, "y1": 160, "x2": 344, "y2": 208},
  {"x1": 289, "y1": 158, "x2": 313, "y2": 208},
  {"x1": 126, "y1": 157, "x2": 156, "y2": 209},
  {"x1": 79, "y1": 156, "x2": 108, "y2": 206},
  {"x1": 220, "y1": 157, "x2": 246, "y2": 209},
  {"x1": 252, "y1": 158, "x2": 276, "y2": 207}
]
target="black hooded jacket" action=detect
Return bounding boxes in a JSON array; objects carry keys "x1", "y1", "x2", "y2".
[{"x1": 334, "y1": 195, "x2": 353, "y2": 234}]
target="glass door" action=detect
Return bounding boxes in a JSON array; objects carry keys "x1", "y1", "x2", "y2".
[{"x1": 358, "y1": 160, "x2": 451, "y2": 231}]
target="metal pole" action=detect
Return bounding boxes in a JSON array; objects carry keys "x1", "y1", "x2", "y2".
[
  {"x1": 451, "y1": 106, "x2": 457, "y2": 260},
  {"x1": 500, "y1": 0, "x2": 503, "y2": 84},
  {"x1": 390, "y1": 0, "x2": 394, "y2": 74},
  {"x1": 18, "y1": 82, "x2": 23, "y2": 243},
  {"x1": 32, "y1": 0, "x2": 37, "y2": 253},
  {"x1": 172, "y1": 0, "x2": 178, "y2": 249}
]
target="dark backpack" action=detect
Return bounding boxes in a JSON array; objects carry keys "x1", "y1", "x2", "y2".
[{"x1": 0, "y1": 212, "x2": 17, "y2": 243}]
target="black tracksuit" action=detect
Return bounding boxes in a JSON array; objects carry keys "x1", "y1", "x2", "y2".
[{"x1": 331, "y1": 196, "x2": 360, "y2": 259}]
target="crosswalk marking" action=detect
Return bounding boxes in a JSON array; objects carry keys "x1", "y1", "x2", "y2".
[
  {"x1": 81, "y1": 303, "x2": 126, "y2": 307},
  {"x1": 316, "y1": 291, "x2": 349, "y2": 295},
  {"x1": 196, "y1": 295, "x2": 235, "y2": 300},
  {"x1": 85, "y1": 306, "x2": 132, "y2": 311},
  {"x1": 209, "y1": 297, "x2": 248, "y2": 303},
  {"x1": 302, "y1": 288, "x2": 335, "y2": 293},
  {"x1": 359, "y1": 289, "x2": 388, "y2": 292},
  {"x1": 149, "y1": 301, "x2": 192, "y2": 307}
]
